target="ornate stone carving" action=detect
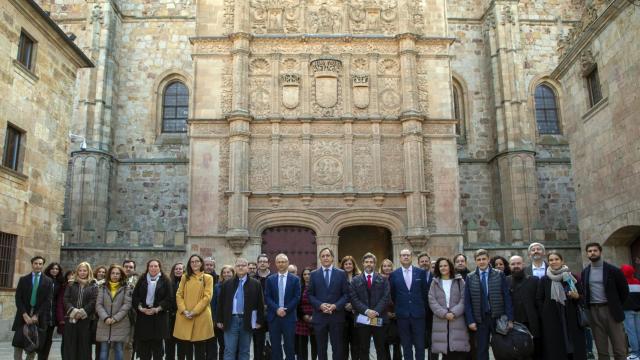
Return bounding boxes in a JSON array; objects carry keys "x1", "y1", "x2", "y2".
[
  {"x1": 417, "y1": 75, "x2": 428, "y2": 115},
  {"x1": 484, "y1": 11, "x2": 496, "y2": 33},
  {"x1": 381, "y1": 137, "x2": 403, "y2": 190},
  {"x1": 406, "y1": 0, "x2": 425, "y2": 33},
  {"x1": 221, "y1": 59, "x2": 233, "y2": 114},
  {"x1": 250, "y1": 58, "x2": 271, "y2": 75},
  {"x1": 282, "y1": 58, "x2": 299, "y2": 72},
  {"x1": 313, "y1": 156, "x2": 344, "y2": 185},
  {"x1": 308, "y1": 5, "x2": 342, "y2": 33},
  {"x1": 280, "y1": 73, "x2": 301, "y2": 109},
  {"x1": 580, "y1": 49, "x2": 596, "y2": 74},
  {"x1": 501, "y1": 5, "x2": 515, "y2": 26},
  {"x1": 310, "y1": 58, "x2": 343, "y2": 116},
  {"x1": 353, "y1": 139, "x2": 373, "y2": 191},
  {"x1": 280, "y1": 140, "x2": 301, "y2": 191},
  {"x1": 250, "y1": 139, "x2": 271, "y2": 192},
  {"x1": 90, "y1": 4, "x2": 103, "y2": 24},
  {"x1": 348, "y1": 0, "x2": 398, "y2": 35},
  {"x1": 377, "y1": 58, "x2": 400, "y2": 75},
  {"x1": 352, "y1": 74, "x2": 370, "y2": 109},
  {"x1": 223, "y1": 0, "x2": 235, "y2": 34},
  {"x1": 250, "y1": 0, "x2": 301, "y2": 34},
  {"x1": 379, "y1": 78, "x2": 401, "y2": 115},
  {"x1": 352, "y1": 58, "x2": 368, "y2": 72},
  {"x1": 250, "y1": 78, "x2": 271, "y2": 115}
]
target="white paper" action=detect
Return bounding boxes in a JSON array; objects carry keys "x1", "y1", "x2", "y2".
[
  {"x1": 356, "y1": 314, "x2": 383, "y2": 327},
  {"x1": 251, "y1": 310, "x2": 258, "y2": 329}
]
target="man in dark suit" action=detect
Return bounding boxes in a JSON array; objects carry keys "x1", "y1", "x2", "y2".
[
  {"x1": 12, "y1": 255, "x2": 53, "y2": 360},
  {"x1": 418, "y1": 252, "x2": 434, "y2": 360},
  {"x1": 581, "y1": 242, "x2": 629, "y2": 360},
  {"x1": 349, "y1": 252, "x2": 390, "y2": 359},
  {"x1": 265, "y1": 253, "x2": 301, "y2": 360},
  {"x1": 389, "y1": 248, "x2": 428, "y2": 360},
  {"x1": 524, "y1": 242, "x2": 547, "y2": 278},
  {"x1": 508, "y1": 255, "x2": 542, "y2": 360},
  {"x1": 216, "y1": 257, "x2": 265, "y2": 360},
  {"x1": 308, "y1": 247, "x2": 349, "y2": 360}
]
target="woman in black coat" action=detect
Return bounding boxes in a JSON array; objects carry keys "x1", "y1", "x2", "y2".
[
  {"x1": 40, "y1": 262, "x2": 64, "y2": 359},
  {"x1": 63, "y1": 262, "x2": 98, "y2": 360},
  {"x1": 132, "y1": 259, "x2": 175, "y2": 360},
  {"x1": 536, "y1": 251, "x2": 586, "y2": 360}
]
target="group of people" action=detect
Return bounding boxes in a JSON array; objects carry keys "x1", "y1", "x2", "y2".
[{"x1": 11, "y1": 241, "x2": 640, "y2": 360}]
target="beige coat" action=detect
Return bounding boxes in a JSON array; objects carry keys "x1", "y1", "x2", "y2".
[
  {"x1": 95, "y1": 284, "x2": 132, "y2": 342},
  {"x1": 173, "y1": 272, "x2": 214, "y2": 341}
]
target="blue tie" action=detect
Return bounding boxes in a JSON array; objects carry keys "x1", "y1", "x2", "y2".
[
  {"x1": 324, "y1": 268, "x2": 330, "y2": 288},
  {"x1": 278, "y1": 274, "x2": 285, "y2": 308},
  {"x1": 235, "y1": 278, "x2": 244, "y2": 314},
  {"x1": 481, "y1": 271, "x2": 490, "y2": 313}
]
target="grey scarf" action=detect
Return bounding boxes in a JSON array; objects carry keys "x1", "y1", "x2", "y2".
[
  {"x1": 545, "y1": 265, "x2": 576, "y2": 305},
  {"x1": 146, "y1": 273, "x2": 160, "y2": 307}
]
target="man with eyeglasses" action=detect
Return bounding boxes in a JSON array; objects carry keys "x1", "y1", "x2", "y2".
[{"x1": 252, "y1": 254, "x2": 271, "y2": 360}]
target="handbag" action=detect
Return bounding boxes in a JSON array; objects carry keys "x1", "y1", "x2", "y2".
[{"x1": 577, "y1": 305, "x2": 590, "y2": 327}]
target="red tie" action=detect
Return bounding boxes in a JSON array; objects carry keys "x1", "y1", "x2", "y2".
[{"x1": 367, "y1": 274, "x2": 372, "y2": 289}]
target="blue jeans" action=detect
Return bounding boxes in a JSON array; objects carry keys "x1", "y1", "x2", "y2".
[
  {"x1": 100, "y1": 342, "x2": 124, "y2": 360},
  {"x1": 625, "y1": 310, "x2": 640, "y2": 356},
  {"x1": 224, "y1": 315, "x2": 252, "y2": 360}
]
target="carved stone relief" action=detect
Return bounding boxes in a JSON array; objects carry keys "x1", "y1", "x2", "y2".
[
  {"x1": 353, "y1": 139, "x2": 373, "y2": 191},
  {"x1": 352, "y1": 74, "x2": 370, "y2": 109},
  {"x1": 250, "y1": 58, "x2": 271, "y2": 75},
  {"x1": 280, "y1": 73, "x2": 301, "y2": 109},
  {"x1": 250, "y1": 0, "x2": 301, "y2": 34},
  {"x1": 378, "y1": 58, "x2": 400, "y2": 75},
  {"x1": 250, "y1": 139, "x2": 271, "y2": 192},
  {"x1": 312, "y1": 140, "x2": 344, "y2": 189},
  {"x1": 223, "y1": 0, "x2": 235, "y2": 35},
  {"x1": 417, "y1": 75, "x2": 429, "y2": 115},
  {"x1": 406, "y1": 0, "x2": 425, "y2": 34},
  {"x1": 378, "y1": 78, "x2": 401, "y2": 116},
  {"x1": 381, "y1": 137, "x2": 403, "y2": 190},
  {"x1": 250, "y1": 78, "x2": 272, "y2": 116},
  {"x1": 308, "y1": 3, "x2": 343, "y2": 34},
  {"x1": 310, "y1": 58, "x2": 343, "y2": 116},
  {"x1": 348, "y1": 0, "x2": 398, "y2": 35},
  {"x1": 280, "y1": 140, "x2": 302, "y2": 192},
  {"x1": 221, "y1": 59, "x2": 233, "y2": 114}
]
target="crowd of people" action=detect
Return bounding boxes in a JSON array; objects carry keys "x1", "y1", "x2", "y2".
[{"x1": 11, "y1": 241, "x2": 640, "y2": 360}]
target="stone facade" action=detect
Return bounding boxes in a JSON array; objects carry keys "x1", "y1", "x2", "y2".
[
  {"x1": 36, "y1": 0, "x2": 596, "y2": 273},
  {"x1": 552, "y1": 0, "x2": 640, "y2": 265},
  {"x1": 0, "y1": 0, "x2": 92, "y2": 338}
]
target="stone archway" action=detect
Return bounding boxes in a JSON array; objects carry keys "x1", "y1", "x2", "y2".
[
  {"x1": 338, "y1": 226, "x2": 392, "y2": 270},
  {"x1": 261, "y1": 226, "x2": 317, "y2": 273}
]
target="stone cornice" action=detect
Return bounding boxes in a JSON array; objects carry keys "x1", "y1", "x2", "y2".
[{"x1": 552, "y1": 0, "x2": 629, "y2": 80}]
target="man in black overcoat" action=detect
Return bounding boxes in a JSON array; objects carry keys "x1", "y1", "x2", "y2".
[
  {"x1": 12, "y1": 256, "x2": 53, "y2": 359},
  {"x1": 507, "y1": 255, "x2": 541, "y2": 360}
]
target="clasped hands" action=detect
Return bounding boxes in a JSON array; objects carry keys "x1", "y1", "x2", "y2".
[
  {"x1": 320, "y1": 303, "x2": 337, "y2": 314},
  {"x1": 22, "y1": 313, "x2": 38, "y2": 325},
  {"x1": 139, "y1": 306, "x2": 161, "y2": 316},
  {"x1": 277, "y1": 307, "x2": 288, "y2": 317}
]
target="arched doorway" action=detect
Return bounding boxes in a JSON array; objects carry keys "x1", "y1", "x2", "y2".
[
  {"x1": 338, "y1": 226, "x2": 392, "y2": 270},
  {"x1": 261, "y1": 226, "x2": 317, "y2": 273}
]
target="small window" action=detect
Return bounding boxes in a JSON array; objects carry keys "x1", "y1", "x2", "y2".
[
  {"x1": 452, "y1": 79, "x2": 466, "y2": 138},
  {"x1": 587, "y1": 67, "x2": 603, "y2": 107},
  {"x1": 162, "y1": 82, "x2": 189, "y2": 133},
  {"x1": 17, "y1": 31, "x2": 36, "y2": 71},
  {"x1": 3, "y1": 125, "x2": 23, "y2": 171},
  {"x1": 534, "y1": 84, "x2": 560, "y2": 134},
  {"x1": 0, "y1": 232, "x2": 17, "y2": 288}
]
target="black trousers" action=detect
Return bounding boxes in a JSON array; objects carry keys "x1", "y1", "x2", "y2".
[
  {"x1": 136, "y1": 339, "x2": 164, "y2": 360},
  {"x1": 38, "y1": 325, "x2": 56, "y2": 359},
  {"x1": 314, "y1": 321, "x2": 344, "y2": 360},
  {"x1": 206, "y1": 336, "x2": 218, "y2": 360},
  {"x1": 344, "y1": 317, "x2": 359, "y2": 360},
  {"x1": 253, "y1": 326, "x2": 267, "y2": 360},
  {"x1": 177, "y1": 340, "x2": 207, "y2": 360},
  {"x1": 356, "y1": 324, "x2": 387, "y2": 360},
  {"x1": 215, "y1": 326, "x2": 225, "y2": 360},
  {"x1": 63, "y1": 318, "x2": 92, "y2": 360},
  {"x1": 165, "y1": 337, "x2": 178, "y2": 360},
  {"x1": 442, "y1": 351, "x2": 468, "y2": 360},
  {"x1": 296, "y1": 334, "x2": 318, "y2": 360}
]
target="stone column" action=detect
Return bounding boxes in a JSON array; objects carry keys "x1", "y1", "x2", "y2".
[
  {"x1": 343, "y1": 121, "x2": 354, "y2": 193},
  {"x1": 301, "y1": 121, "x2": 312, "y2": 193},
  {"x1": 399, "y1": 34, "x2": 420, "y2": 115},
  {"x1": 486, "y1": 2, "x2": 539, "y2": 242},
  {"x1": 316, "y1": 235, "x2": 339, "y2": 259},
  {"x1": 271, "y1": 120, "x2": 281, "y2": 192},
  {"x1": 401, "y1": 115, "x2": 427, "y2": 246}
]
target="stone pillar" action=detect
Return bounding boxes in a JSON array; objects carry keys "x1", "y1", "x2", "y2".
[
  {"x1": 231, "y1": 33, "x2": 250, "y2": 113},
  {"x1": 226, "y1": 113, "x2": 251, "y2": 242},
  {"x1": 486, "y1": 2, "x2": 539, "y2": 242},
  {"x1": 343, "y1": 121, "x2": 354, "y2": 193},
  {"x1": 401, "y1": 116, "x2": 427, "y2": 243},
  {"x1": 301, "y1": 121, "x2": 312, "y2": 193},
  {"x1": 316, "y1": 235, "x2": 339, "y2": 259},
  {"x1": 271, "y1": 120, "x2": 281, "y2": 192},
  {"x1": 399, "y1": 34, "x2": 420, "y2": 115}
]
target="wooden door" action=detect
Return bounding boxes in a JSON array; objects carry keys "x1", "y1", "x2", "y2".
[
  {"x1": 338, "y1": 226, "x2": 392, "y2": 269},
  {"x1": 261, "y1": 226, "x2": 317, "y2": 273}
]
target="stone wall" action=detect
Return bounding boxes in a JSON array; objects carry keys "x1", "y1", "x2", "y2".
[{"x1": 0, "y1": 290, "x2": 16, "y2": 340}]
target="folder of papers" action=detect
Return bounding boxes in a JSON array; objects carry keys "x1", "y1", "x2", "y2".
[{"x1": 356, "y1": 314, "x2": 383, "y2": 327}]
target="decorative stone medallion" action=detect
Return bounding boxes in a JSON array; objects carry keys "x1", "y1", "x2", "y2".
[
  {"x1": 313, "y1": 156, "x2": 343, "y2": 185},
  {"x1": 310, "y1": 58, "x2": 343, "y2": 112}
]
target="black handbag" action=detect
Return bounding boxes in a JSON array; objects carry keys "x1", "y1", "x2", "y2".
[{"x1": 577, "y1": 305, "x2": 590, "y2": 328}]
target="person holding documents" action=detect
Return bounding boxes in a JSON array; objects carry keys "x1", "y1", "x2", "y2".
[
  {"x1": 349, "y1": 252, "x2": 391, "y2": 360},
  {"x1": 265, "y1": 254, "x2": 301, "y2": 360},
  {"x1": 308, "y1": 247, "x2": 349, "y2": 360},
  {"x1": 216, "y1": 258, "x2": 264, "y2": 360},
  {"x1": 428, "y1": 258, "x2": 469, "y2": 360}
]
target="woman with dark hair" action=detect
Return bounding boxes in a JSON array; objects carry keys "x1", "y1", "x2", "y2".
[
  {"x1": 490, "y1": 256, "x2": 511, "y2": 276},
  {"x1": 92, "y1": 264, "x2": 108, "y2": 358},
  {"x1": 429, "y1": 258, "x2": 469, "y2": 360},
  {"x1": 63, "y1": 262, "x2": 98, "y2": 360},
  {"x1": 536, "y1": 251, "x2": 586, "y2": 360},
  {"x1": 340, "y1": 255, "x2": 361, "y2": 360},
  {"x1": 380, "y1": 259, "x2": 402, "y2": 360},
  {"x1": 173, "y1": 254, "x2": 214, "y2": 359},
  {"x1": 213, "y1": 265, "x2": 234, "y2": 360},
  {"x1": 58, "y1": 270, "x2": 74, "y2": 358},
  {"x1": 296, "y1": 267, "x2": 317, "y2": 360},
  {"x1": 96, "y1": 264, "x2": 132, "y2": 360},
  {"x1": 166, "y1": 262, "x2": 184, "y2": 360},
  {"x1": 40, "y1": 262, "x2": 64, "y2": 359},
  {"x1": 132, "y1": 259, "x2": 175, "y2": 360}
]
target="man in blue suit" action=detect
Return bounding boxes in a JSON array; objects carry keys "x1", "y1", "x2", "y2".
[
  {"x1": 389, "y1": 248, "x2": 428, "y2": 360},
  {"x1": 265, "y1": 253, "x2": 301, "y2": 360},
  {"x1": 308, "y1": 247, "x2": 349, "y2": 360}
]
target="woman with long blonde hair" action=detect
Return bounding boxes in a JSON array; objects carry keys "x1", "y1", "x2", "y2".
[{"x1": 63, "y1": 261, "x2": 98, "y2": 359}]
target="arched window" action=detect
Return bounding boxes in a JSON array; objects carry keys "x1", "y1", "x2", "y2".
[
  {"x1": 534, "y1": 84, "x2": 560, "y2": 134},
  {"x1": 162, "y1": 81, "x2": 189, "y2": 133},
  {"x1": 452, "y1": 78, "x2": 466, "y2": 138}
]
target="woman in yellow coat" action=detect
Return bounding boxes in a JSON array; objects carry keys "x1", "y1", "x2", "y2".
[{"x1": 173, "y1": 254, "x2": 214, "y2": 359}]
